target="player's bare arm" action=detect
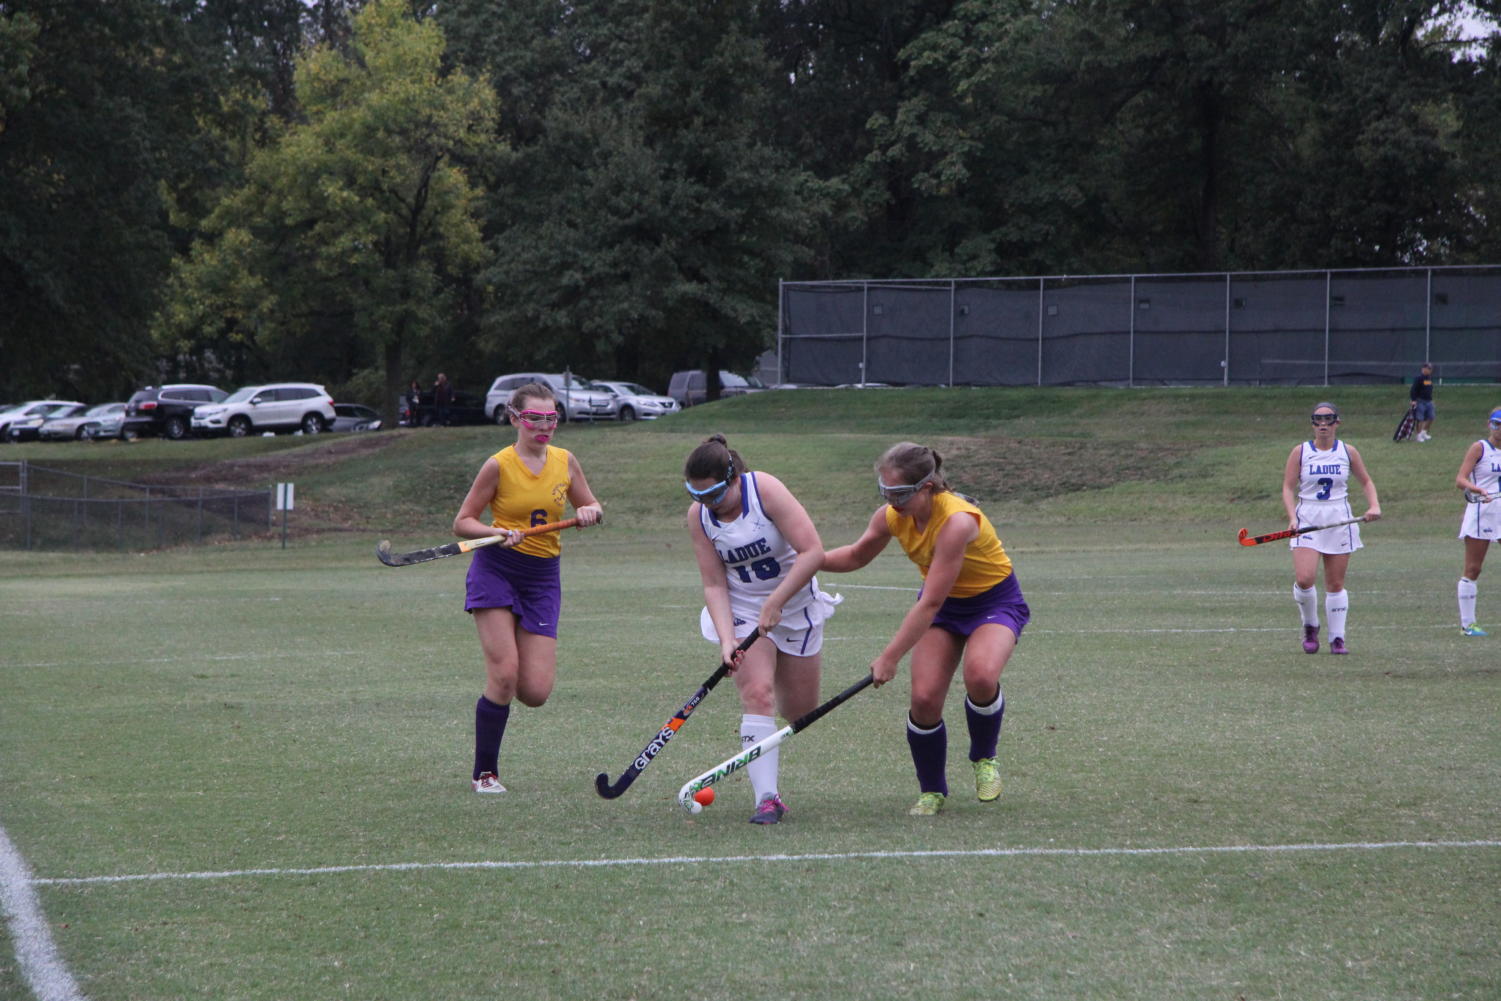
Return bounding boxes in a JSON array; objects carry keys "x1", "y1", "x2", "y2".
[
  {"x1": 688, "y1": 502, "x2": 741, "y2": 666},
  {"x1": 823, "y1": 507, "x2": 893, "y2": 572},
  {"x1": 871, "y1": 514, "x2": 976, "y2": 686},
  {"x1": 754, "y1": 473, "x2": 825, "y2": 631},
  {"x1": 453, "y1": 458, "x2": 520, "y2": 546},
  {"x1": 565, "y1": 453, "x2": 604, "y2": 525}
]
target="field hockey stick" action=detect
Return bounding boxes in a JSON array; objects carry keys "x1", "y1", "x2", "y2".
[
  {"x1": 1236, "y1": 515, "x2": 1364, "y2": 547},
  {"x1": 376, "y1": 518, "x2": 582, "y2": 567},
  {"x1": 676, "y1": 672, "x2": 875, "y2": 813},
  {"x1": 593, "y1": 628, "x2": 762, "y2": 800}
]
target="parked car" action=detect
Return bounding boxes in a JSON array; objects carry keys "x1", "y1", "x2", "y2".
[
  {"x1": 594, "y1": 380, "x2": 681, "y2": 422},
  {"x1": 5, "y1": 402, "x2": 90, "y2": 442},
  {"x1": 482, "y1": 373, "x2": 616, "y2": 424},
  {"x1": 191, "y1": 382, "x2": 336, "y2": 437},
  {"x1": 37, "y1": 402, "x2": 127, "y2": 441},
  {"x1": 122, "y1": 384, "x2": 228, "y2": 440},
  {"x1": 667, "y1": 370, "x2": 768, "y2": 407},
  {"x1": 329, "y1": 403, "x2": 384, "y2": 432},
  {"x1": 397, "y1": 389, "x2": 491, "y2": 427}
]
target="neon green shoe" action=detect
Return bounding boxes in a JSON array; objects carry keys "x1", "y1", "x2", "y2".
[
  {"x1": 973, "y1": 757, "x2": 1003, "y2": 802},
  {"x1": 1461, "y1": 623, "x2": 1489, "y2": 637},
  {"x1": 908, "y1": 791, "x2": 946, "y2": 816}
]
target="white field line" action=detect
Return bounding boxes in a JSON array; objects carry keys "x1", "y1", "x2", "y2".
[
  {"x1": 31, "y1": 839, "x2": 1501, "y2": 887},
  {"x1": 1, "y1": 824, "x2": 88, "y2": 1001}
]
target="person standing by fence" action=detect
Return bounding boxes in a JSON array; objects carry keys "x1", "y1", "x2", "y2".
[{"x1": 1410, "y1": 363, "x2": 1436, "y2": 442}]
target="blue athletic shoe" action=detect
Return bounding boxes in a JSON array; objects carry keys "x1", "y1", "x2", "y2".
[
  {"x1": 749, "y1": 794, "x2": 787, "y2": 825},
  {"x1": 1461, "y1": 623, "x2": 1489, "y2": 637}
]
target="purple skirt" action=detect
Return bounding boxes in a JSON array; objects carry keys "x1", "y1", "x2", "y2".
[
  {"x1": 465, "y1": 545, "x2": 562, "y2": 638},
  {"x1": 928, "y1": 573, "x2": 1030, "y2": 639}
]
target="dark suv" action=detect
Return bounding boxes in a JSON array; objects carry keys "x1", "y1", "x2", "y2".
[{"x1": 121, "y1": 384, "x2": 228, "y2": 440}]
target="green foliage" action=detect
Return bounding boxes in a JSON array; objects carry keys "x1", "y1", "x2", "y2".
[
  {"x1": 0, "y1": 0, "x2": 225, "y2": 400},
  {"x1": 4, "y1": 1, "x2": 1501, "y2": 400},
  {"x1": 449, "y1": 0, "x2": 822, "y2": 387},
  {"x1": 156, "y1": 0, "x2": 499, "y2": 416}
]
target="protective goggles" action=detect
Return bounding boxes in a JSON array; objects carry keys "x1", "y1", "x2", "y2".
[
  {"x1": 1310, "y1": 413, "x2": 1339, "y2": 425},
  {"x1": 509, "y1": 408, "x2": 559, "y2": 428},
  {"x1": 684, "y1": 476, "x2": 733, "y2": 506},
  {"x1": 878, "y1": 470, "x2": 935, "y2": 506},
  {"x1": 1489, "y1": 410, "x2": 1501, "y2": 426}
]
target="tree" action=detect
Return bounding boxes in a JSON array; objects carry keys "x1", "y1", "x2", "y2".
[
  {"x1": 0, "y1": 0, "x2": 223, "y2": 400},
  {"x1": 445, "y1": 0, "x2": 820, "y2": 390},
  {"x1": 156, "y1": 0, "x2": 498, "y2": 418}
]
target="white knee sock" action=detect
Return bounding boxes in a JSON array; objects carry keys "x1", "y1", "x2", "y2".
[
  {"x1": 1459, "y1": 577, "x2": 1479, "y2": 627},
  {"x1": 1294, "y1": 584, "x2": 1319, "y2": 627},
  {"x1": 1325, "y1": 589, "x2": 1349, "y2": 640},
  {"x1": 740, "y1": 714, "x2": 779, "y2": 804}
]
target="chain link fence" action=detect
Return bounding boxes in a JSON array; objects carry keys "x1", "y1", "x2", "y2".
[
  {"x1": 0, "y1": 461, "x2": 272, "y2": 551},
  {"x1": 778, "y1": 265, "x2": 1501, "y2": 387}
]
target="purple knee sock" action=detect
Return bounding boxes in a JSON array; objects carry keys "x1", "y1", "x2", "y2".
[
  {"x1": 473, "y1": 696, "x2": 511, "y2": 780},
  {"x1": 906, "y1": 717, "x2": 948, "y2": 795}
]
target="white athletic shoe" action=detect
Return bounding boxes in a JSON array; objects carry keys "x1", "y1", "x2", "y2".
[{"x1": 472, "y1": 771, "x2": 507, "y2": 793}]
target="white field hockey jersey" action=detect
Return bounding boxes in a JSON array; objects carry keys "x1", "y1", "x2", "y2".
[
  {"x1": 696, "y1": 471, "x2": 821, "y2": 622},
  {"x1": 1296, "y1": 440, "x2": 1352, "y2": 505},
  {"x1": 1470, "y1": 440, "x2": 1501, "y2": 497},
  {"x1": 1460, "y1": 440, "x2": 1501, "y2": 540}
]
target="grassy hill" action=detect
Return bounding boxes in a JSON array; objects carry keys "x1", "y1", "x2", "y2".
[{"x1": 8, "y1": 383, "x2": 1497, "y2": 551}]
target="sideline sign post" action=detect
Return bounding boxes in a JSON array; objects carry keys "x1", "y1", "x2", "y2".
[{"x1": 275, "y1": 482, "x2": 294, "y2": 549}]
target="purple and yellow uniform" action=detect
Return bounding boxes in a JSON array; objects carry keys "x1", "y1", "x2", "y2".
[
  {"x1": 887, "y1": 491, "x2": 1029, "y2": 637},
  {"x1": 465, "y1": 445, "x2": 574, "y2": 636}
]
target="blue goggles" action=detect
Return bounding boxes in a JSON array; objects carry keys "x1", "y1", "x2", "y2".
[
  {"x1": 878, "y1": 471, "x2": 934, "y2": 507},
  {"x1": 684, "y1": 477, "x2": 732, "y2": 506}
]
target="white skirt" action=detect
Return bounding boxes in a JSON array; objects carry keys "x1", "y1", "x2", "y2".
[
  {"x1": 1458, "y1": 496, "x2": 1501, "y2": 541},
  {"x1": 701, "y1": 589, "x2": 842, "y2": 657},
  {"x1": 1289, "y1": 502, "x2": 1363, "y2": 554}
]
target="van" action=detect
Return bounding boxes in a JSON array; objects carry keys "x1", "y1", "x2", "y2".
[{"x1": 667, "y1": 370, "x2": 767, "y2": 407}]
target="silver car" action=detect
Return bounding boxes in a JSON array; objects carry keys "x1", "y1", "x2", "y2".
[
  {"x1": 482, "y1": 373, "x2": 616, "y2": 424},
  {"x1": 1, "y1": 401, "x2": 89, "y2": 442},
  {"x1": 38, "y1": 402, "x2": 128, "y2": 440},
  {"x1": 594, "y1": 380, "x2": 681, "y2": 422}
]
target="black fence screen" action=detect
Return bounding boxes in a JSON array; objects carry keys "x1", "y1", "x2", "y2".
[{"x1": 778, "y1": 266, "x2": 1501, "y2": 387}]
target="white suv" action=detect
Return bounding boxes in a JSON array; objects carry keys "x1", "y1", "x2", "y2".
[
  {"x1": 192, "y1": 382, "x2": 336, "y2": 437},
  {"x1": 483, "y1": 373, "x2": 615, "y2": 424}
]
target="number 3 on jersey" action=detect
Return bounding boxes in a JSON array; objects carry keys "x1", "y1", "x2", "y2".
[{"x1": 1315, "y1": 477, "x2": 1333, "y2": 500}]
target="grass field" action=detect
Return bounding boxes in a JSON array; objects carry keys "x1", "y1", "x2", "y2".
[{"x1": 3, "y1": 386, "x2": 1499, "y2": 1000}]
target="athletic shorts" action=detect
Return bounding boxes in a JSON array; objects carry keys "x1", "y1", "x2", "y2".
[
  {"x1": 1413, "y1": 400, "x2": 1435, "y2": 422},
  {"x1": 1289, "y1": 503, "x2": 1362, "y2": 554},
  {"x1": 700, "y1": 590, "x2": 841, "y2": 657},
  {"x1": 465, "y1": 545, "x2": 562, "y2": 638},
  {"x1": 929, "y1": 574, "x2": 1030, "y2": 639},
  {"x1": 1458, "y1": 497, "x2": 1501, "y2": 541}
]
